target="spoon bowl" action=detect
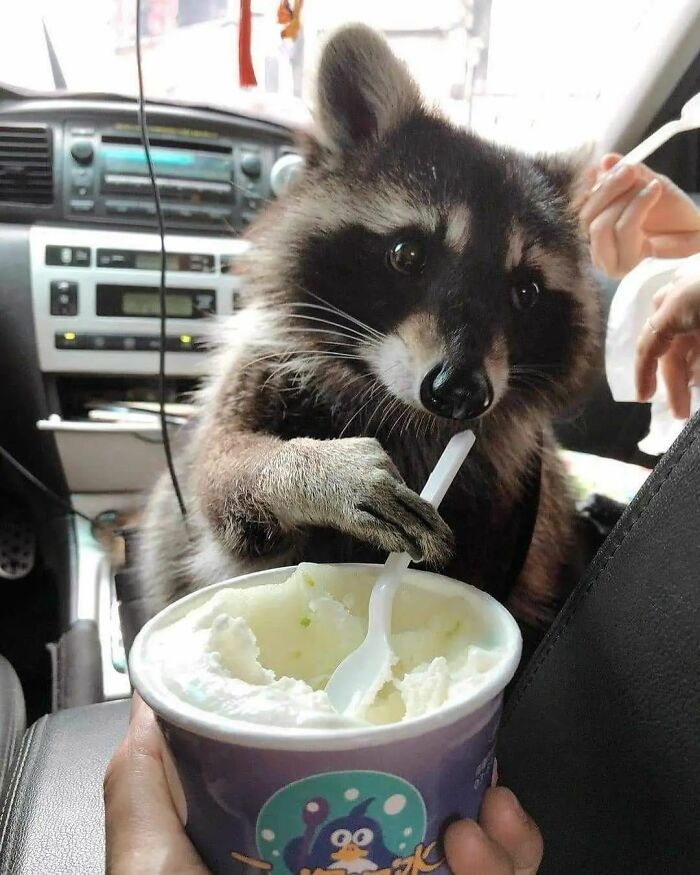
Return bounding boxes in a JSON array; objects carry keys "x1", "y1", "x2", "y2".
[
  {"x1": 325, "y1": 430, "x2": 476, "y2": 716},
  {"x1": 622, "y1": 92, "x2": 700, "y2": 166}
]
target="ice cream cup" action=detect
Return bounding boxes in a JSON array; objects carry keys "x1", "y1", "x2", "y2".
[{"x1": 129, "y1": 564, "x2": 522, "y2": 875}]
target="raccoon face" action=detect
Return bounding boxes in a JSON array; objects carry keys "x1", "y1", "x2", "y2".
[{"x1": 267, "y1": 25, "x2": 598, "y2": 425}]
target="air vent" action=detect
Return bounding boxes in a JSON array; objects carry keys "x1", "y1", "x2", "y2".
[{"x1": 0, "y1": 125, "x2": 53, "y2": 205}]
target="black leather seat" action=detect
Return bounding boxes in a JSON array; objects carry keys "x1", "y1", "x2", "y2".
[
  {"x1": 499, "y1": 411, "x2": 700, "y2": 873},
  {"x1": 0, "y1": 415, "x2": 698, "y2": 874},
  {"x1": 0, "y1": 700, "x2": 128, "y2": 875},
  {"x1": 0, "y1": 655, "x2": 25, "y2": 802}
]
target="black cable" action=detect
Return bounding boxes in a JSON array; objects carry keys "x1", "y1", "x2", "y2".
[
  {"x1": 0, "y1": 444, "x2": 94, "y2": 524},
  {"x1": 135, "y1": 0, "x2": 187, "y2": 519}
]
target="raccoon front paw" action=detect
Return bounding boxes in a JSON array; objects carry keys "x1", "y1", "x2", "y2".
[
  {"x1": 346, "y1": 473, "x2": 455, "y2": 566},
  {"x1": 286, "y1": 437, "x2": 455, "y2": 566}
]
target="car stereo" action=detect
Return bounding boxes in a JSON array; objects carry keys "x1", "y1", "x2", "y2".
[{"x1": 61, "y1": 120, "x2": 279, "y2": 233}]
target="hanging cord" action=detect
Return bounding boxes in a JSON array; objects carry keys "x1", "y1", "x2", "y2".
[
  {"x1": 0, "y1": 443, "x2": 94, "y2": 524},
  {"x1": 135, "y1": 0, "x2": 187, "y2": 519}
]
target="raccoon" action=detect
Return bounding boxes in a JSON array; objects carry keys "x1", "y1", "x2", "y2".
[{"x1": 140, "y1": 24, "x2": 598, "y2": 642}]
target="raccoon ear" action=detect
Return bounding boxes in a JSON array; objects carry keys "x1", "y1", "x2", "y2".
[
  {"x1": 533, "y1": 144, "x2": 596, "y2": 209},
  {"x1": 295, "y1": 130, "x2": 324, "y2": 169},
  {"x1": 315, "y1": 24, "x2": 422, "y2": 152}
]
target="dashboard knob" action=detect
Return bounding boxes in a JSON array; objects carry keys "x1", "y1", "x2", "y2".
[
  {"x1": 70, "y1": 140, "x2": 94, "y2": 165},
  {"x1": 269, "y1": 153, "x2": 304, "y2": 197},
  {"x1": 240, "y1": 151, "x2": 262, "y2": 177}
]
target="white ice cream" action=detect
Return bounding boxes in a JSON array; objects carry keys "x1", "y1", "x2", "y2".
[{"x1": 147, "y1": 564, "x2": 508, "y2": 729}]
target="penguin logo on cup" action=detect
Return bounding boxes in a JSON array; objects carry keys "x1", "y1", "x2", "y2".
[{"x1": 240, "y1": 770, "x2": 442, "y2": 875}]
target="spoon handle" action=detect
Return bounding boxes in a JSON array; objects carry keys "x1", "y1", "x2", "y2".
[
  {"x1": 621, "y1": 119, "x2": 681, "y2": 166},
  {"x1": 369, "y1": 430, "x2": 476, "y2": 632},
  {"x1": 420, "y1": 430, "x2": 476, "y2": 506}
]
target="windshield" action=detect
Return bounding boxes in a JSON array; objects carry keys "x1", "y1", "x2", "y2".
[{"x1": 0, "y1": 0, "x2": 694, "y2": 151}]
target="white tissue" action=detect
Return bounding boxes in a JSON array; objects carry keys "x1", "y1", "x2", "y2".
[{"x1": 605, "y1": 255, "x2": 700, "y2": 456}]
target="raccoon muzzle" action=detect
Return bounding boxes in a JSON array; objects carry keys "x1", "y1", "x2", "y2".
[{"x1": 420, "y1": 361, "x2": 494, "y2": 421}]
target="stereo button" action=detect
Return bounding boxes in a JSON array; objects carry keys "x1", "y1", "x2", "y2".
[
  {"x1": 70, "y1": 140, "x2": 94, "y2": 165},
  {"x1": 240, "y1": 152, "x2": 262, "y2": 177},
  {"x1": 135, "y1": 337, "x2": 162, "y2": 351},
  {"x1": 50, "y1": 281, "x2": 79, "y2": 316},
  {"x1": 55, "y1": 331, "x2": 87, "y2": 349},
  {"x1": 70, "y1": 199, "x2": 95, "y2": 214},
  {"x1": 45, "y1": 246, "x2": 91, "y2": 267},
  {"x1": 85, "y1": 335, "x2": 123, "y2": 350}
]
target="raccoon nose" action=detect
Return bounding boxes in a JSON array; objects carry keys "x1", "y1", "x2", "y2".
[{"x1": 420, "y1": 363, "x2": 494, "y2": 420}]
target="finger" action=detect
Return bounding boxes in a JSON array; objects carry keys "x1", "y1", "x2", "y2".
[
  {"x1": 649, "y1": 231, "x2": 700, "y2": 260},
  {"x1": 600, "y1": 153, "x2": 622, "y2": 172},
  {"x1": 652, "y1": 288, "x2": 668, "y2": 309},
  {"x1": 689, "y1": 346, "x2": 700, "y2": 387},
  {"x1": 571, "y1": 164, "x2": 598, "y2": 212},
  {"x1": 129, "y1": 690, "x2": 147, "y2": 722},
  {"x1": 104, "y1": 704, "x2": 208, "y2": 874},
  {"x1": 588, "y1": 180, "x2": 647, "y2": 276},
  {"x1": 660, "y1": 344, "x2": 692, "y2": 419},
  {"x1": 612, "y1": 178, "x2": 663, "y2": 272},
  {"x1": 444, "y1": 820, "x2": 514, "y2": 875},
  {"x1": 580, "y1": 162, "x2": 637, "y2": 227},
  {"x1": 480, "y1": 788, "x2": 544, "y2": 875},
  {"x1": 635, "y1": 284, "x2": 683, "y2": 400},
  {"x1": 635, "y1": 327, "x2": 672, "y2": 402}
]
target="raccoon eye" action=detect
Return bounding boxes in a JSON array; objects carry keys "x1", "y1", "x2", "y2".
[
  {"x1": 511, "y1": 279, "x2": 540, "y2": 311},
  {"x1": 387, "y1": 239, "x2": 426, "y2": 275}
]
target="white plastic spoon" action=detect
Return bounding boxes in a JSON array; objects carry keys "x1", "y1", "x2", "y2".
[
  {"x1": 621, "y1": 92, "x2": 700, "y2": 166},
  {"x1": 325, "y1": 430, "x2": 476, "y2": 716}
]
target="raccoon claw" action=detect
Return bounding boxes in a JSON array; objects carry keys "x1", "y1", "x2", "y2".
[
  {"x1": 356, "y1": 502, "x2": 424, "y2": 562},
  {"x1": 352, "y1": 477, "x2": 455, "y2": 568}
]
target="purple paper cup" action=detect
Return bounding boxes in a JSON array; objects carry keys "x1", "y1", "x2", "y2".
[{"x1": 130, "y1": 564, "x2": 521, "y2": 875}]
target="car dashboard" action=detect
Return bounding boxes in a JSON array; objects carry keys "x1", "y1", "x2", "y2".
[{"x1": 0, "y1": 94, "x2": 298, "y2": 703}]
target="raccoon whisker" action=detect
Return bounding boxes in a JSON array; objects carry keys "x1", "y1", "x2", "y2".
[
  {"x1": 282, "y1": 313, "x2": 377, "y2": 344},
  {"x1": 398, "y1": 407, "x2": 415, "y2": 439},
  {"x1": 277, "y1": 328, "x2": 362, "y2": 348},
  {"x1": 399, "y1": 407, "x2": 417, "y2": 439},
  {"x1": 375, "y1": 395, "x2": 404, "y2": 436},
  {"x1": 361, "y1": 365, "x2": 406, "y2": 436},
  {"x1": 298, "y1": 293, "x2": 385, "y2": 341},
  {"x1": 281, "y1": 309, "x2": 379, "y2": 344},
  {"x1": 297, "y1": 289, "x2": 386, "y2": 341},
  {"x1": 364, "y1": 385, "x2": 396, "y2": 433},
  {"x1": 510, "y1": 364, "x2": 565, "y2": 376},
  {"x1": 244, "y1": 349, "x2": 367, "y2": 373},
  {"x1": 507, "y1": 376, "x2": 558, "y2": 410},
  {"x1": 338, "y1": 378, "x2": 384, "y2": 438},
  {"x1": 257, "y1": 350, "x2": 372, "y2": 392},
  {"x1": 386, "y1": 403, "x2": 412, "y2": 441},
  {"x1": 509, "y1": 371, "x2": 560, "y2": 393},
  {"x1": 342, "y1": 372, "x2": 377, "y2": 407},
  {"x1": 411, "y1": 409, "x2": 425, "y2": 440}
]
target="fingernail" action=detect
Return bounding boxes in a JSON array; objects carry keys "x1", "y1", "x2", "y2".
[
  {"x1": 590, "y1": 163, "x2": 629, "y2": 193},
  {"x1": 639, "y1": 178, "x2": 661, "y2": 197},
  {"x1": 504, "y1": 788, "x2": 528, "y2": 823}
]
